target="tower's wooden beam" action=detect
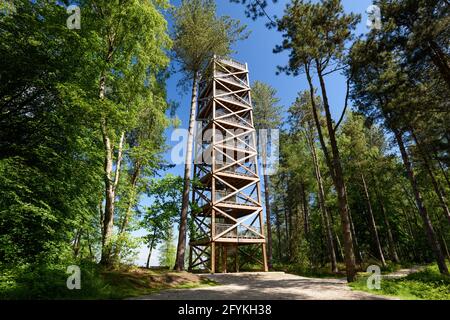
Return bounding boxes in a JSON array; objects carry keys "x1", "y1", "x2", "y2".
[{"x1": 190, "y1": 56, "x2": 267, "y2": 273}]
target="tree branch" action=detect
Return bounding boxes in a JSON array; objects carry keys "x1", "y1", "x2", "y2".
[
  {"x1": 333, "y1": 75, "x2": 351, "y2": 133},
  {"x1": 113, "y1": 131, "x2": 125, "y2": 192},
  {"x1": 322, "y1": 65, "x2": 346, "y2": 77},
  {"x1": 254, "y1": 0, "x2": 276, "y2": 25}
]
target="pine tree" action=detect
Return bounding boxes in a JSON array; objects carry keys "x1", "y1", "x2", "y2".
[
  {"x1": 171, "y1": 0, "x2": 247, "y2": 271},
  {"x1": 274, "y1": 0, "x2": 360, "y2": 282},
  {"x1": 252, "y1": 81, "x2": 283, "y2": 269}
]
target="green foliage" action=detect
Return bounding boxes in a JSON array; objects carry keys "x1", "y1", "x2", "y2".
[
  {"x1": 0, "y1": 262, "x2": 215, "y2": 300},
  {"x1": 0, "y1": 0, "x2": 173, "y2": 296},
  {"x1": 158, "y1": 228, "x2": 176, "y2": 268},
  {"x1": 171, "y1": 0, "x2": 248, "y2": 82},
  {"x1": 270, "y1": 0, "x2": 449, "y2": 284},
  {"x1": 0, "y1": 260, "x2": 109, "y2": 300},
  {"x1": 350, "y1": 263, "x2": 450, "y2": 300},
  {"x1": 274, "y1": 0, "x2": 360, "y2": 75},
  {"x1": 252, "y1": 81, "x2": 283, "y2": 130},
  {"x1": 350, "y1": 1, "x2": 449, "y2": 162},
  {"x1": 349, "y1": 0, "x2": 450, "y2": 273},
  {"x1": 273, "y1": 262, "x2": 347, "y2": 279},
  {"x1": 0, "y1": 0, "x2": 104, "y2": 266},
  {"x1": 141, "y1": 174, "x2": 183, "y2": 254}
]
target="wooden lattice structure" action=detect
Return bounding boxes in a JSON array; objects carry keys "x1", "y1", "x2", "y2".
[{"x1": 189, "y1": 56, "x2": 268, "y2": 273}]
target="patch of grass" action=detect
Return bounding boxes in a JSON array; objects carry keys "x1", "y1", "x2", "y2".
[
  {"x1": 349, "y1": 263, "x2": 450, "y2": 300},
  {"x1": 272, "y1": 262, "x2": 347, "y2": 278},
  {"x1": 273, "y1": 260, "x2": 414, "y2": 279},
  {"x1": 99, "y1": 267, "x2": 218, "y2": 299},
  {"x1": 0, "y1": 262, "x2": 217, "y2": 300}
]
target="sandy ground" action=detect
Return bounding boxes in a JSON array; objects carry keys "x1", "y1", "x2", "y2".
[{"x1": 133, "y1": 272, "x2": 394, "y2": 300}]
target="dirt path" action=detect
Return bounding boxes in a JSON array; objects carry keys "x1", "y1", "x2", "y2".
[
  {"x1": 382, "y1": 265, "x2": 424, "y2": 279},
  {"x1": 133, "y1": 272, "x2": 394, "y2": 300}
]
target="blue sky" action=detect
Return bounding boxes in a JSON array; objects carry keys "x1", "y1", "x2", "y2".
[{"x1": 135, "y1": 0, "x2": 375, "y2": 267}]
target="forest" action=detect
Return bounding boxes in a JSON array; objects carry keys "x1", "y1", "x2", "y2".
[{"x1": 0, "y1": 0, "x2": 449, "y2": 300}]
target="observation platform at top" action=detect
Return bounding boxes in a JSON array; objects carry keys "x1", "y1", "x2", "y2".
[{"x1": 214, "y1": 55, "x2": 247, "y2": 71}]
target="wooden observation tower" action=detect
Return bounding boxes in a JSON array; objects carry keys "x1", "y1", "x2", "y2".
[{"x1": 189, "y1": 56, "x2": 268, "y2": 273}]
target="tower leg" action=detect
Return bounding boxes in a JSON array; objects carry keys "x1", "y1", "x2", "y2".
[
  {"x1": 222, "y1": 245, "x2": 227, "y2": 273},
  {"x1": 188, "y1": 244, "x2": 193, "y2": 271},
  {"x1": 235, "y1": 245, "x2": 239, "y2": 272},
  {"x1": 262, "y1": 243, "x2": 269, "y2": 272},
  {"x1": 211, "y1": 242, "x2": 216, "y2": 273}
]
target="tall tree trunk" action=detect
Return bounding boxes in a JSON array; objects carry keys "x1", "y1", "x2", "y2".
[
  {"x1": 281, "y1": 189, "x2": 290, "y2": 248},
  {"x1": 119, "y1": 161, "x2": 141, "y2": 234},
  {"x1": 274, "y1": 204, "x2": 282, "y2": 262},
  {"x1": 306, "y1": 63, "x2": 356, "y2": 282},
  {"x1": 402, "y1": 207, "x2": 418, "y2": 261},
  {"x1": 283, "y1": 201, "x2": 290, "y2": 261},
  {"x1": 175, "y1": 71, "x2": 199, "y2": 271},
  {"x1": 98, "y1": 36, "x2": 113, "y2": 266},
  {"x1": 86, "y1": 230, "x2": 94, "y2": 261},
  {"x1": 334, "y1": 228, "x2": 344, "y2": 261},
  {"x1": 443, "y1": 235, "x2": 450, "y2": 262},
  {"x1": 99, "y1": 196, "x2": 104, "y2": 230},
  {"x1": 436, "y1": 156, "x2": 450, "y2": 189},
  {"x1": 290, "y1": 204, "x2": 302, "y2": 262},
  {"x1": 300, "y1": 181, "x2": 309, "y2": 235},
  {"x1": 376, "y1": 188, "x2": 400, "y2": 263},
  {"x1": 347, "y1": 205, "x2": 362, "y2": 266},
  {"x1": 100, "y1": 118, "x2": 114, "y2": 265},
  {"x1": 361, "y1": 172, "x2": 386, "y2": 267},
  {"x1": 263, "y1": 172, "x2": 273, "y2": 269},
  {"x1": 288, "y1": 202, "x2": 293, "y2": 261},
  {"x1": 342, "y1": 183, "x2": 362, "y2": 266},
  {"x1": 428, "y1": 40, "x2": 450, "y2": 89},
  {"x1": 411, "y1": 131, "x2": 450, "y2": 224},
  {"x1": 73, "y1": 229, "x2": 82, "y2": 258},
  {"x1": 146, "y1": 235, "x2": 156, "y2": 269},
  {"x1": 371, "y1": 172, "x2": 400, "y2": 263},
  {"x1": 98, "y1": 35, "x2": 122, "y2": 266},
  {"x1": 112, "y1": 161, "x2": 142, "y2": 263},
  {"x1": 306, "y1": 128, "x2": 338, "y2": 272},
  {"x1": 441, "y1": 233, "x2": 450, "y2": 262},
  {"x1": 100, "y1": 127, "x2": 125, "y2": 266},
  {"x1": 394, "y1": 129, "x2": 449, "y2": 275}
]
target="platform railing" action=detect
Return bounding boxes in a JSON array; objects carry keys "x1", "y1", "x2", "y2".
[
  {"x1": 215, "y1": 56, "x2": 247, "y2": 70},
  {"x1": 215, "y1": 223, "x2": 261, "y2": 239},
  {"x1": 215, "y1": 71, "x2": 248, "y2": 87},
  {"x1": 215, "y1": 190, "x2": 256, "y2": 206}
]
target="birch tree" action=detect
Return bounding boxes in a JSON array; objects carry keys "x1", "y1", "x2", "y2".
[{"x1": 82, "y1": 0, "x2": 171, "y2": 266}]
